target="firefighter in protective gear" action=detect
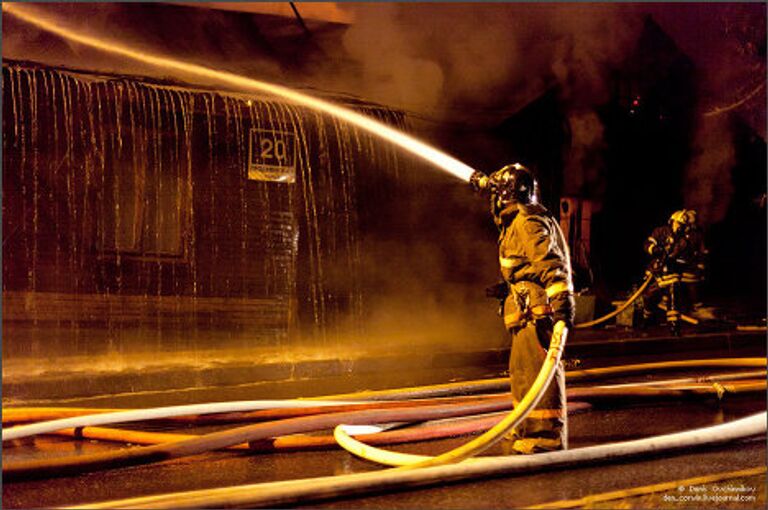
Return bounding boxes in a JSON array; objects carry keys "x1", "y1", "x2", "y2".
[
  {"x1": 470, "y1": 164, "x2": 575, "y2": 454},
  {"x1": 642, "y1": 209, "x2": 707, "y2": 335}
]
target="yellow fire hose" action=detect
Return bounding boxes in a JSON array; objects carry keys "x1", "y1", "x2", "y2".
[
  {"x1": 575, "y1": 274, "x2": 653, "y2": 329},
  {"x1": 3, "y1": 322, "x2": 567, "y2": 479},
  {"x1": 333, "y1": 381, "x2": 767, "y2": 467},
  {"x1": 334, "y1": 321, "x2": 568, "y2": 469},
  {"x1": 332, "y1": 330, "x2": 763, "y2": 468}
]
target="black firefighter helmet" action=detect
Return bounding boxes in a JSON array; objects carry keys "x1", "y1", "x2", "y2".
[{"x1": 490, "y1": 163, "x2": 537, "y2": 207}]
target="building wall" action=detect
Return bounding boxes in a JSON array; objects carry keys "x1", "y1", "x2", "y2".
[{"x1": 2, "y1": 62, "x2": 406, "y2": 366}]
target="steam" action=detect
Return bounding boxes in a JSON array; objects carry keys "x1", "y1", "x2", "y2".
[
  {"x1": 1, "y1": 3, "x2": 289, "y2": 88},
  {"x1": 335, "y1": 3, "x2": 765, "y2": 223},
  {"x1": 2, "y1": 3, "x2": 476, "y2": 182}
]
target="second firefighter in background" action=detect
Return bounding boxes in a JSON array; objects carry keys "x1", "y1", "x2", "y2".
[
  {"x1": 642, "y1": 209, "x2": 708, "y2": 334},
  {"x1": 470, "y1": 164, "x2": 575, "y2": 454}
]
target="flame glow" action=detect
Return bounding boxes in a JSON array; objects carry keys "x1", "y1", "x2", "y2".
[{"x1": 3, "y1": 3, "x2": 477, "y2": 182}]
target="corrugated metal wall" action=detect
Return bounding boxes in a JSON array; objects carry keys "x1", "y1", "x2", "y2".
[{"x1": 2, "y1": 62, "x2": 407, "y2": 367}]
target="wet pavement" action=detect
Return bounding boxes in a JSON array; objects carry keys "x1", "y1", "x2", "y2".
[
  {"x1": 2, "y1": 400, "x2": 765, "y2": 508},
  {"x1": 3, "y1": 347, "x2": 766, "y2": 509},
  {"x1": 3, "y1": 325, "x2": 765, "y2": 407}
]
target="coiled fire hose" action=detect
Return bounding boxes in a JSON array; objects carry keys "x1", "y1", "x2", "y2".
[
  {"x1": 334, "y1": 321, "x2": 569, "y2": 468},
  {"x1": 575, "y1": 274, "x2": 653, "y2": 329}
]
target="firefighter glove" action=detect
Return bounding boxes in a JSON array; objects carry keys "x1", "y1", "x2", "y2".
[
  {"x1": 469, "y1": 171, "x2": 490, "y2": 193},
  {"x1": 485, "y1": 281, "x2": 509, "y2": 300},
  {"x1": 550, "y1": 291, "x2": 575, "y2": 328}
]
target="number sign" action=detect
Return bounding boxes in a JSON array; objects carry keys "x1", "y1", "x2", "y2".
[{"x1": 248, "y1": 129, "x2": 297, "y2": 183}]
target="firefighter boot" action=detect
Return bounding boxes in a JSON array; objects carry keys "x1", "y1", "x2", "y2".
[{"x1": 501, "y1": 428, "x2": 564, "y2": 455}]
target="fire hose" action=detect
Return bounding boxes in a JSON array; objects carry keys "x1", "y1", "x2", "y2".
[
  {"x1": 316, "y1": 357, "x2": 765, "y2": 400},
  {"x1": 1, "y1": 394, "x2": 505, "y2": 427},
  {"x1": 6, "y1": 342, "x2": 765, "y2": 508},
  {"x1": 573, "y1": 272, "x2": 734, "y2": 329},
  {"x1": 1, "y1": 396, "x2": 524, "y2": 481},
  {"x1": 329, "y1": 343, "x2": 760, "y2": 470},
  {"x1": 4, "y1": 356, "x2": 764, "y2": 480},
  {"x1": 3, "y1": 322, "x2": 567, "y2": 479},
  {"x1": 2, "y1": 320, "x2": 564, "y2": 480},
  {"x1": 329, "y1": 322, "x2": 761, "y2": 468},
  {"x1": 66, "y1": 412, "x2": 766, "y2": 509},
  {"x1": 575, "y1": 274, "x2": 653, "y2": 329},
  {"x1": 335, "y1": 320, "x2": 568, "y2": 468},
  {"x1": 4, "y1": 360, "x2": 763, "y2": 428},
  {"x1": 41, "y1": 404, "x2": 592, "y2": 453},
  {"x1": 2, "y1": 394, "x2": 516, "y2": 440},
  {"x1": 5, "y1": 321, "x2": 569, "y2": 488},
  {"x1": 2, "y1": 399, "x2": 375, "y2": 442},
  {"x1": 42, "y1": 374, "x2": 763, "y2": 451}
]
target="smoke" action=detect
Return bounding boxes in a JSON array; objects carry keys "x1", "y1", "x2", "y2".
[
  {"x1": 4, "y1": 3, "x2": 647, "y2": 175},
  {"x1": 336, "y1": 3, "x2": 643, "y2": 121},
  {"x1": 564, "y1": 110, "x2": 606, "y2": 198},
  {"x1": 645, "y1": 3, "x2": 766, "y2": 225},
  {"x1": 684, "y1": 117, "x2": 736, "y2": 225}
]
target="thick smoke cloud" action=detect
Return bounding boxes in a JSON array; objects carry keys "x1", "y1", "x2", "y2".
[
  {"x1": 564, "y1": 110, "x2": 606, "y2": 198},
  {"x1": 333, "y1": 3, "x2": 765, "y2": 224},
  {"x1": 337, "y1": 3, "x2": 643, "y2": 122}
]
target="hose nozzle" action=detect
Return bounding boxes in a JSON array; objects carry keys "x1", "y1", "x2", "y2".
[{"x1": 469, "y1": 171, "x2": 490, "y2": 192}]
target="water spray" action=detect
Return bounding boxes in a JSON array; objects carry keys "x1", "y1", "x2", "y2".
[{"x1": 2, "y1": 3, "x2": 477, "y2": 182}]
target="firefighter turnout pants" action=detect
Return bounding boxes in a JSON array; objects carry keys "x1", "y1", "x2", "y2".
[{"x1": 505, "y1": 319, "x2": 568, "y2": 453}]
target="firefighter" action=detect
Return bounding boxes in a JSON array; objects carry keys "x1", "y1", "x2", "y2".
[
  {"x1": 470, "y1": 164, "x2": 575, "y2": 454},
  {"x1": 642, "y1": 209, "x2": 707, "y2": 335}
]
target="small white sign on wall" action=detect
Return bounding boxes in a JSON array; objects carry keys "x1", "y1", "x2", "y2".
[{"x1": 248, "y1": 128, "x2": 297, "y2": 183}]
